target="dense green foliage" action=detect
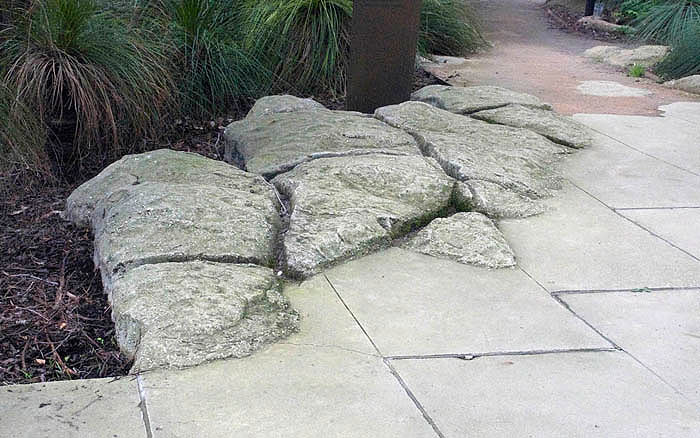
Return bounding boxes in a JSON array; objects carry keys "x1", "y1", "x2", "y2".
[
  {"x1": 632, "y1": 0, "x2": 700, "y2": 43},
  {"x1": 419, "y1": 0, "x2": 487, "y2": 56},
  {"x1": 655, "y1": 24, "x2": 700, "y2": 77}
]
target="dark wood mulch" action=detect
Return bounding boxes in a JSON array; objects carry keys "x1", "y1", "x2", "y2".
[{"x1": 0, "y1": 68, "x2": 444, "y2": 385}]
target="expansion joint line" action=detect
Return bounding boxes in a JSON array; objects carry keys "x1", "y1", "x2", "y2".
[{"x1": 136, "y1": 375, "x2": 154, "y2": 438}]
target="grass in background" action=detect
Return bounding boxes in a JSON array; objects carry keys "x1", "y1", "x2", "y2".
[
  {"x1": 655, "y1": 24, "x2": 700, "y2": 78},
  {"x1": 419, "y1": 0, "x2": 487, "y2": 56},
  {"x1": 632, "y1": 0, "x2": 700, "y2": 43}
]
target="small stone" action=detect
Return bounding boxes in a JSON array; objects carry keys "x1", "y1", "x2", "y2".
[
  {"x1": 402, "y1": 212, "x2": 516, "y2": 268},
  {"x1": 410, "y1": 85, "x2": 552, "y2": 114},
  {"x1": 63, "y1": 149, "x2": 267, "y2": 227},
  {"x1": 272, "y1": 155, "x2": 455, "y2": 278},
  {"x1": 471, "y1": 104, "x2": 593, "y2": 149},
  {"x1": 224, "y1": 107, "x2": 420, "y2": 178},
  {"x1": 109, "y1": 261, "x2": 298, "y2": 373},
  {"x1": 664, "y1": 75, "x2": 700, "y2": 95},
  {"x1": 460, "y1": 180, "x2": 545, "y2": 219},
  {"x1": 246, "y1": 95, "x2": 326, "y2": 118}
]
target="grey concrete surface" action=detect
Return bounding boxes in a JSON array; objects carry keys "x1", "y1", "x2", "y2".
[
  {"x1": 0, "y1": 377, "x2": 144, "y2": 438},
  {"x1": 575, "y1": 113, "x2": 700, "y2": 174},
  {"x1": 562, "y1": 131, "x2": 700, "y2": 208},
  {"x1": 500, "y1": 183, "x2": 700, "y2": 291},
  {"x1": 392, "y1": 351, "x2": 700, "y2": 437},
  {"x1": 660, "y1": 101, "x2": 700, "y2": 124},
  {"x1": 563, "y1": 290, "x2": 700, "y2": 407},
  {"x1": 620, "y1": 208, "x2": 700, "y2": 259},
  {"x1": 139, "y1": 276, "x2": 435, "y2": 438},
  {"x1": 325, "y1": 248, "x2": 609, "y2": 357}
]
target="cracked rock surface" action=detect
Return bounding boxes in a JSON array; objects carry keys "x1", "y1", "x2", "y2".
[
  {"x1": 403, "y1": 212, "x2": 516, "y2": 268},
  {"x1": 456, "y1": 180, "x2": 545, "y2": 219},
  {"x1": 410, "y1": 85, "x2": 553, "y2": 114},
  {"x1": 224, "y1": 97, "x2": 420, "y2": 177},
  {"x1": 272, "y1": 154, "x2": 455, "y2": 278},
  {"x1": 63, "y1": 149, "x2": 266, "y2": 227},
  {"x1": 471, "y1": 104, "x2": 593, "y2": 149},
  {"x1": 111, "y1": 261, "x2": 297, "y2": 373}
]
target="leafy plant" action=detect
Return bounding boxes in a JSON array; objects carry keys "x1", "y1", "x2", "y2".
[
  {"x1": 157, "y1": 0, "x2": 271, "y2": 117},
  {"x1": 419, "y1": 0, "x2": 487, "y2": 56},
  {"x1": 0, "y1": 0, "x2": 173, "y2": 178},
  {"x1": 633, "y1": 0, "x2": 700, "y2": 43},
  {"x1": 628, "y1": 63, "x2": 646, "y2": 76},
  {"x1": 655, "y1": 24, "x2": 700, "y2": 78}
]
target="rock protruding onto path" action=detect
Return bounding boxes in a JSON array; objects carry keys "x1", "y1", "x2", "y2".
[
  {"x1": 246, "y1": 94, "x2": 326, "y2": 118},
  {"x1": 664, "y1": 75, "x2": 700, "y2": 95},
  {"x1": 584, "y1": 45, "x2": 669, "y2": 68},
  {"x1": 403, "y1": 212, "x2": 516, "y2": 268},
  {"x1": 471, "y1": 104, "x2": 593, "y2": 149},
  {"x1": 456, "y1": 181, "x2": 545, "y2": 219},
  {"x1": 224, "y1": 96, "x2": 419, "y2": 177},
  {"x1": 376, "y1": 101, "x2": 567, "y2": 203},
  {"x1": 63, "y1": 149, "x2": 268, "y2": 227},
  {"x1": 272, "y1": 155, "x2": 455, "y2": 278},
  {"x1": 110, "y1": 261, "x2": 297, "y2": 372},
  {"x1": 410, "y1": 85, "x2": 553, "y2": 114},
  {"x1": 92, "y1": 182, "x2": 280, "y2": 280}
]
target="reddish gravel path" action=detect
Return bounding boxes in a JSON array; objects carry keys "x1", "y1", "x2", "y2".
[{"x1": 426, "y1": 0, "x2": 699, "y2": 115}]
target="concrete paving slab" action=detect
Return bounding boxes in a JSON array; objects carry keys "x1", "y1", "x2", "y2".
[
  {"x1": 563, "y1": 289, "x2": 700, "y2": 407},
  {"x1": 392, "y1": 351, "x2": 700, "y2": 437},
  {"x1": 499, "y1": 183, "x2": 700, "y2": 291},
  {"x1": 660, "y1": 101, "x2": 700, "y2": 125},
  {"x1": 574, "y1": 113, "x2": 700, "y2": 175},
  {"x1": 138, "y1": 275, "x2": 436, "y2": 438},
  {"x1": 0, "y1": 377, "x2": 144, "y2": 438},
  {"x1": 324, "y1": 248, "x2": 609, "y2": 357},
  {"x1": 620, "y1": 208, "x2": 700, "y2": 259},
  {"x1": 562, "y1": 132, "x2": 700, "y2": 208}
]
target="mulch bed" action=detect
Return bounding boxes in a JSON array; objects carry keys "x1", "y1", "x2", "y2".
[{"x1": 0, "y1": 68, "x2": 443, "y2": 386}]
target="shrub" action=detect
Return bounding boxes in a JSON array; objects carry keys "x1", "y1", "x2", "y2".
[
  {"x1": 419, "y1": 0, "x2": 487, "y2": 56},
  {"x1": 655, "y1": 24, "x2": 700, "y2": 78},
  {"x1": 633, "y1": 0, "x2": 700, "y2": 43},
  {"x1": 0, "y1": 0, "x2": 173, "y2": 178},
  {"x1": 157, "y1": 0, "x2": 272, "y2": 117}
]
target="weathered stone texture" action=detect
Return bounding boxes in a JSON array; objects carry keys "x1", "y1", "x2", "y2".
[
  {"x1": 410, "y1": 85, "x2": 552, "y2": 114},
  {"x1": 458, "y1": 180, "x2": 545, "y2": 219},
  {"x1": 583, "y1": 45, "x2": 670, "y2": 68},
  {"x1": 403, "y1": 212, "x2": 516, "y2": 268},
  {"x1": 272, "y1": 155, "x2": 455, "y2": 278}
]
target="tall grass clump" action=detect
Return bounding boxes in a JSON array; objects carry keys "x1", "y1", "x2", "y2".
[
  {"x1": 633, "y1": 0, "x2": 700, "y2": 43},
  {"x1": 0, "y1": 0, "x2": 173, "y2": 178},
  {"x1": 419, "y1": 0, "x2": 487, "y2": 56},
  {"x1": 655, "y1": 24, "x2": 700, "y2": 77},
  {"x1": 240, "y1": 0, "x2": 352, "y2": 97},
  {"x1": 157, "y1": 0, "x2": 271, "y2": 117}
]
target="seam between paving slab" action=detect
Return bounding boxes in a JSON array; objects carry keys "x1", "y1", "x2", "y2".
[
  {"x1": 552, "y1": 286, "x2": 700, "y2": 295},
  {"x1": 568, "y1": 180, "x2": 700, "y2": 264},
  {"x1": 583, "y1": 125, "x2": 700, "y2": 178},
  {"x1": 614, "y1": 206, "x2": 700, "y2": 211},
  {"x1": 136, "y1": 374, "x2": 154, "y2": 438},
  {"x1": 323, "y1": 274, "x2": 447, "y2": 438},
  {"x1": 385, "y1": 347, "x2": 619, "y2": 361}
]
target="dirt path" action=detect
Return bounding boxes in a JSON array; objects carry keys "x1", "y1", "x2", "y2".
[{"x1": 425, "y1": 0, "x2": 699, "y2": 115}]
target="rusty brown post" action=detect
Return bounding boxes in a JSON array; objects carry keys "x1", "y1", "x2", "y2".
[{"x1": 346, "y1": 0, "x2": 422, "y2": 114}]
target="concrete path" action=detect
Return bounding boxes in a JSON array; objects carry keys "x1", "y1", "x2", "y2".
[{"x1": 3, "y1": 1, "x2": 700, "y2": 437}]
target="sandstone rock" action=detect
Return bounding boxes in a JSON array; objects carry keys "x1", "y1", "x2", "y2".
[
  {"x1": 272, "y1": 155, "x2": 455, "y2": 278},
  {"x1": 664, "y1": 75, "x2": 700, "y2": 95},
  {"x1": 471, "y1": 104, "x2": 593, "y2": 149},
  {"x1": 64, "y1": 149, "x2": 267, "y2": 227},
  {"x1": 224, "y1": 108, "x2": 420, "y2": 177},
  {"x1": 91, "y1": 182, "x2": 280, "y2": 279},
  {"x1": 577, "y1": 17, "x2": 628, "y2": 34},
  {"x1": 457, "y1": 180, "x2": 545, "y2": 219},
  {"x1": 246, "y1": 95, "x2": 326, "y2": 118},
  {"x1": 576, "y1": 80, "x2": 652, "y2": 97},
  {"x1": 376, "y1": 101, "x2": 567, "y2": 199},
  {"x1": 410, "y1": 85, "x2": 552, "y2": 114},
  {"x1": 109, "y1": 261, "x2": 298, "y2": 372},
  {"x1": 584, "y1": 45, "x2": 669, "y2": 68},
  {"x1": 402, "y1": 212, "x2": 516, "y2": 268}
]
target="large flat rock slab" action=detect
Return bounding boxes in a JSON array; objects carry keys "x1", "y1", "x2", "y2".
[
  {"x1": 92, "y1": 182, "x2": 280, "y2": 276},
  {"x1": 272, "y1": 155, "x2": 454, "y2": 278},
  {"x1": 110, "y1": 261, "x2": 298, "y2": 373},
  {"x1": 63, "y1": 149, "x2": 267, "y2": 226},
  {"x1": 499, "y1": 183, "x2": 700, "y2": 291},
  {"x1": 246, "y1": 94, "x2": 326, "y2": 117},
  {"x1": 457, "y1": 180, "x2": 545, "y2": 218},
  {"x1": 402, "y1": 212, "x2": 516, "y2": 268},
  {"x1": 583, "y1": 44, "x2": 670, "y2": 68},
  {"x1": 224, "y1": 98, "x2": 420, "y2": 177},
  {"x1": 0, "y1": 377, "x2": 144, "y2": 438},
  {"x1": 576, "y1": 80, "x2": 652, "y2": 97},
  {"x1": 376, "y1": 101, "x2": 568, "y2": 211},
  {"x1": 410, "y1": 84, "x2": 552, "y2": 114},
  {"x1": 563, "y1": 290, "x2": 700, "y2": 407},
  {"x1": 471, "y1": 104, "x2": 593, "y2": 149},
  {"x1": 393, "y1": 351, "x2": 700, "y2": 437},
  {"x1": 325, "y1": 248, "x2": 609, "y2": 357}
]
